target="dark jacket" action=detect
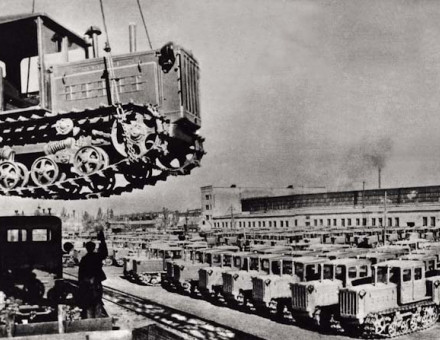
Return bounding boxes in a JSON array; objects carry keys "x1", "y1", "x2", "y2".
[{"x1": 78, "y1": 240, "x2": 108, "y2": 283}]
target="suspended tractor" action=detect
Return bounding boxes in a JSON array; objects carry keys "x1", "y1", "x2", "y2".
[
  {"x1": 0, "y1": 13, "x2": 203, "y2": 199},
  {"x1": 339, "y1": 260, "x2": 440, "y2": 338}
]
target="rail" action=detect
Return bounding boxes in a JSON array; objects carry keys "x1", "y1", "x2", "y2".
[{"x1": 63, "y1": 272, "x2": 261, "y2": 340}]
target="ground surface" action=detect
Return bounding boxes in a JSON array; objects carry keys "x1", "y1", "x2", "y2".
[{"x1": 64, "y1": 266, "x2": 439, "y2": 340}]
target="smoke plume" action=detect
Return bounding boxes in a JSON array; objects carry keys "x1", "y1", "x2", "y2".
[{"x1": 337, "y1": 136, "x2": 393, "y2": 189}]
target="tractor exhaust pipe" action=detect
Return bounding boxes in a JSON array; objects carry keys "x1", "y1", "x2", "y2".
[
  {"x1": 129, "y1": 23, "x2": 137, "y2": 53},
  {"x1": 85, "y1": 26, "x2": 102, "y2": 58}
]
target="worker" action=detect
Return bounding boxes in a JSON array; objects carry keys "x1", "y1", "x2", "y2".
[{"x1": 77, "y1": 230, "x2": 108, "y2": 318}]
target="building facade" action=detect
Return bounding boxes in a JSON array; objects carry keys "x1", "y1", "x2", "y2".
[
  {"x1": 200, "y1": 185, "x2": 326, "y2": 228},
  {"x1": 208, "y1": 185, "x2": 440, "y2": 229}
]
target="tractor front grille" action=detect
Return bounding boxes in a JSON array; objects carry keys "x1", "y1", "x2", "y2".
[
  {"x1": 166, "y1": 262, "x2": 174, "y2": 279},
  {"x1": 223, "y1": 273, "x2": 233, "y2": 294},
  {"x1": 252, "y1": 278, "x2": 264, "y2": 301},
  {"x1": 199, "y1": 269, "x2": 209, "y2": 289},
  {"x1": 340, "y1": 290, "x2": 358, "y2": 316},
  {"x1": 179, "y1": 51, "x2": 200, "y2": 120},
  {"x1": 291, "y1": 284, "x2": 307, "y2": 310},
  {"x1": 174, "y1": 265, "x2": 181, "y2": 282}
]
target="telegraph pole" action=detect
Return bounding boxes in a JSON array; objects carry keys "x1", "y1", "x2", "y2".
[
  {"x1": 383, "y1": 191, "x2": 387, "y2": 245},
  {"x1": 230, "y1": 205, "x2": 234, "y2": 229}
]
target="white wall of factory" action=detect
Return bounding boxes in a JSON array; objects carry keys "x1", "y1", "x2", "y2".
[
  {"x1": 212, "y1": 204, "x2": 440, "y2": 228},
  {"x1": 200, "y1": 185, "x2": 309, "y2": 228},
  {"x1": 211, "y1": 205, "x2": 440, "y2": 229}
]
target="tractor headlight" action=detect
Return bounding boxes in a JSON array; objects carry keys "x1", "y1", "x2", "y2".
[
  {"x1": 359, "y1": 290, "x2": 366, "y2": 298},
  {"x1": 233, "y1": 274, "x2": 239, "y2": 280},
  {"x1": 434, "y1": 280, "x2": 440, "y2": 288},
  {"x1": 179, "y1": 265, "x2": 185, "y2": 270},
  {"x1": 207, "y1": 269, "x2": 213, "y2": 276},
  {"x1": 265, "y1": 279, "x2": 271, "y2": 286},
  {"x1": 307, "y1": 285, "x2": 314, "y2": 294}
]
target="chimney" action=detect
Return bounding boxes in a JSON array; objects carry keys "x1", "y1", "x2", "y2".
[
  {"x1": 129, "y1": 23, "x2": 137, "y2": 53},
  {"x1": 378, "y1": 168, "x2": 381, "y2": 189},
  {"x1": 85, "y1": 26, "x2": 102, "y2": 58}
]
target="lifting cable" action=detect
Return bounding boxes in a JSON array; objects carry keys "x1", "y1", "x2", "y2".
[
  {"x1": 136, "y1": 0, "x2": 153, "y2": 50},
  {"x1": 98, "y1": 0, "x2": 121, "y2": 106},
  {"x1": 98, "y1": 0, "x2": 138, "y2": 160},
  {"x1": 25, "y1": 0, "x2": 36, "y2": 95}
]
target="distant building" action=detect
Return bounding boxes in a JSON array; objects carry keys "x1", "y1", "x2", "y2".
[
  {"x1": 209, "y1": 185, "x2": 440, "y2": 229},
  {"x1": 108, "y1": 220, "x2": 157, "y2": 233},
  {"x1": 200, "y1": 185, "x2": 321, "y2": 229}
]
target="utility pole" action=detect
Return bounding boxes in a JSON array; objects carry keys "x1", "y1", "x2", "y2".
[
  {"x1": 362, "y1": 181, "x2": 365, "y2": 209},
  {"x1": 383, "y1": 191, "x2": 387, "y2": 245},
  {"x1": 230, "y1": 205, "x2": 234, "y2": 229}
]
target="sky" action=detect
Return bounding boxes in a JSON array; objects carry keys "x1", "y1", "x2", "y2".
[{"x1": 1, "y1": 0, "x2": 440, "y2": 216}]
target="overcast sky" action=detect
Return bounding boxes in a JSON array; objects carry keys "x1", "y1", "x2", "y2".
[{"x1": 1, "y1": 0, "x2": 440, "y2": 216}]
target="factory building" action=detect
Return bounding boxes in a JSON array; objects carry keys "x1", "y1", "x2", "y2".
[
  {"x1": 200, "y1": 185, "x2": 320, "y2": 228},
  {"x1": 206, "y1": 185, "x2": 440, "y2": 229}
]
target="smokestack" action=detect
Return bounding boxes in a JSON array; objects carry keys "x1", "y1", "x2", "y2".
[
  {"x1": 85, "y1": 26, "x2": 102, "y2": 58},
  {"x1": 378, "y1": 167, "x2": 381, "y2": 189},
  {"x1": 129, "y1": 23, "x2": 137, "y2": 53}
]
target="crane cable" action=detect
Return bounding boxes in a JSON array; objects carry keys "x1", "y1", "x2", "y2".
[
  {"x1": 25, "y1": 0, "x2": 36, "y2": 95},
  {"x1": 98, "y1": 0, "x2": 138, "y2": 161},
  {"x1": 98, "y1": 0, "x2": 121, "y2": 105},
  {"x1": 136, "y1": 0, "x2": 153, "y2": 50}
]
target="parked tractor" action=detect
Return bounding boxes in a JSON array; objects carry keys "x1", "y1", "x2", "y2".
[{"x1": 339, "y1": 260, "x2": 440, "y2": 337}]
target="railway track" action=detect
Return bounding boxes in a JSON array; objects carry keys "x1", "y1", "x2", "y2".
[{"x1": 63, "y1": 272, "x2": 262, "y2": 340}]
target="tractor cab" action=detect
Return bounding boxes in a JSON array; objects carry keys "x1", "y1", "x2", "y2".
[
  {"x1": 199, "y1": 251, "x2": 249, "y2": 299},
  {"x1": 221, "y1": 253, "x2": 280, "y2": 306},
  {"x1": 373, "y1": 260, "x2": 426, "y2": 304},
  {"x1": 0, "y1": 13, "x2": 88, "y2": 113},
  {"x1": 400, "y1": 253, "x2": 438, "y2": 275},
  {"x1": 251, "y1": 256, "x2": 329, "y2": 315}
]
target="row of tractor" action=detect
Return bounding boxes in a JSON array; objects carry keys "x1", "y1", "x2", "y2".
[{"x1": 158, "y1": 239, "x2": 440, "y2": 338}]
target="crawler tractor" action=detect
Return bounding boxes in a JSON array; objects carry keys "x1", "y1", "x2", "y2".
[
  {"x1": 222, "y1": 246, "x2": 296, "y2": 308},
  {"x1": 290, "y1": 258, "x2": 372, "y2": 328},
  {"x1": 173, "y1": 246, "x2": 238, "y2": 295},
  {"x1": 162, "y1": 242, "x2": 207, "y2": 290},
  {"x1": 198, "y1": 251, "x2": 240, "y2": 301},
  {"x1": 339, "y1": 260, "x2": 440, "y2": 337},
  {"x1": 251, "y1": 256, "x2": 329, "y2": 319},
  {"x1": 0, "y1": 13, "x2": 203, "y2": 199}
]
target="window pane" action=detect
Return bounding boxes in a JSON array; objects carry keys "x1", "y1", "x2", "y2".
[
  {"x1": 21, "y1": 229, "x2": 27, "y2": 241},
  {"x1": 324, "y1": 265, "x2": 333, "y2": 279},
  {"x1": 283, "y1": 261, "x2": 293, "y2": 275},
  {"x1": 359, "y1": 265, "x2": 368, "y2": 277},
  {"x1": 402, "y1": 269, "x2": 411, "y2": 282},
  {"x1": 272, "y1": 261, "x2": 281, "y2": 275},
  {"x1": 415, "y1": 268, "x2": 422, "y2": 280},
  {"x1": 7, "y1": 229, "x2": 19, "y2": 242},
  {"x1": 32, "y1": 229, "x2": 50, "y2": 241},
  {"x1": 335, "y1": 265, "x2": 344, "y2": 280},
  {"x1": 348, "y1": 267, "x2": 357, "y2": 279}
]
